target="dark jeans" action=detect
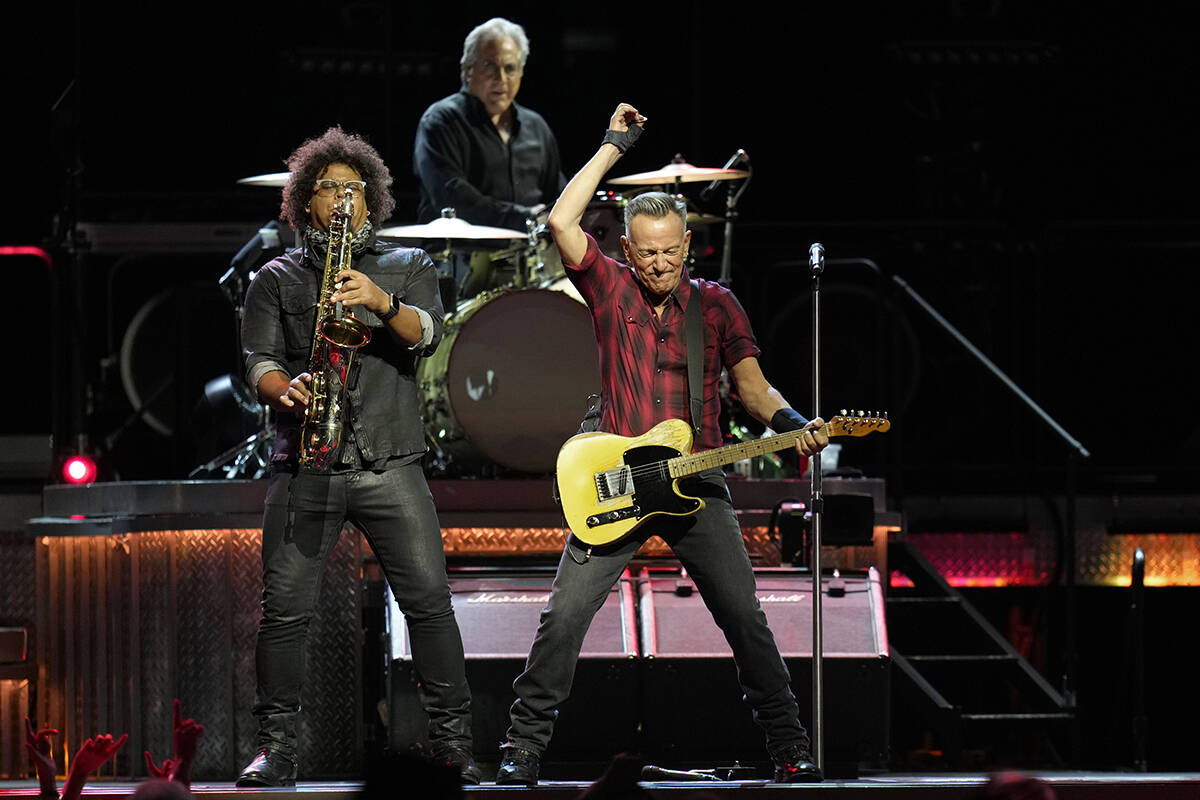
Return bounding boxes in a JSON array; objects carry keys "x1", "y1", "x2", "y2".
[
  {"x1": 253, "y1": 463, "x2": 471, "y2": 758},
  {"x1": 506, "y1": 473, "x2": 808, "y2": 757}
]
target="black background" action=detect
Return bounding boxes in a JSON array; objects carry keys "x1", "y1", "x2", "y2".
[{"x1": 6, "y1": 1, "x2": 1198, "y2": 491}]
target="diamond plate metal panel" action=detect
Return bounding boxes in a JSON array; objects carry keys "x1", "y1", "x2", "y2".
[
  {"x1": 1078, "y1": 529, "x2": 1200, "y2": 586},
  {"x1": 230, "y1": 529, "x2": 262, "y2": 775},
  {"x1": 441, "y1": 526, "x2": 568, "y2": 555},
  {"x1": 35, "y1": 526, "x2": 364, "y2": 780},
  {"x1": 174, "y1": 530, "x2": 235, "y2": 780},
  {"x1": 0, "y1": 535, "x2": 36, "y2": 624},
  {"x1": 296, "y1": 526, "x2": 362, "y2": 777},
  {"x1": 136, "y1": 531, "x2": 175, "y2": 770},
  {"x1": 439, "y1": 526, "x2": 773, "y2": 559}
]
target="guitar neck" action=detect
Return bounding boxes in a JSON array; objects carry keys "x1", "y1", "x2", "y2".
[{"x1": 668, "y1": 422, "x2": 831, "y2": 478}]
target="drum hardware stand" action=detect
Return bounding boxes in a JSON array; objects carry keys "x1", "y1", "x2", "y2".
[
  {"x1": 806, "y1": 241, "x2": 827, "y2": 773},
  {"x1": 700, "y1": 150, "x2": 751, "y2": 286},
  {"x1": 523, "y1": 218, "x2": 545, "y2": 286},
  {"x1": 188, "y1": 222, "x2": 290, "y2": 479},
  {"x1": 188, "y1": 427, "x2": 271, "y2": 479}
]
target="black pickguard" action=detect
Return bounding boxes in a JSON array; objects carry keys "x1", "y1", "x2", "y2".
[{"x1": 624, "y1": 444, "x2": 701, "y2": 519}]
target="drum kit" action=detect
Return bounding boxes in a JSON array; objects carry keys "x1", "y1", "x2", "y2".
[{"x1": 235, "y1": 155, "x2": 750, "y2": 475}]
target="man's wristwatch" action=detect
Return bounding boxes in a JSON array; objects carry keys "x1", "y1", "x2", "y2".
[{"x1": 379, "y1": 292, "x2": 400, "y2": 322}]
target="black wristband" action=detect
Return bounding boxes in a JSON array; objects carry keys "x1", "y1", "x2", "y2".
[
  {"x1": 601, "y1": 126, "x2": 642, "y2": 154},
  {"x1": 771, "y1": 408, "x2": 809, "y2": 433}
]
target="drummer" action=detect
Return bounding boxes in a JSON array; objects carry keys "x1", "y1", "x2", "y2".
[{"x1": 414, "y1": 17, "x2": 566, "y2": 230}]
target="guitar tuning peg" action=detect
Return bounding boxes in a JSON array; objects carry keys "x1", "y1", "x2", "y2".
[
  {"x1": 840, "y1": 408, "x2": 847, "y2": 416},
  {"x1": 856, "y1": 409, "x2": 864, "y2": 417}
]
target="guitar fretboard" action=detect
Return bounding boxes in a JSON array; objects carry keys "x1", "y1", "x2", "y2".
[{"x1": 667, "y1": 422, "x2": 833, "y2": 478}]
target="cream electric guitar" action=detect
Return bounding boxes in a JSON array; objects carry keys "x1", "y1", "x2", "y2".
[{"x1": 557, "y1": 412, "x2": 890, "y2": 546}]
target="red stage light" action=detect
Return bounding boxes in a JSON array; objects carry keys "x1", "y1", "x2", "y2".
[{"x1": 62, "y1": 455, "x2": 98, "y2": 485}]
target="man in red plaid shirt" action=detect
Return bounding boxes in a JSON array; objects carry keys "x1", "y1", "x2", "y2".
[{"x1": 496, "y1": 103, "x2": 829, "y2": 785}]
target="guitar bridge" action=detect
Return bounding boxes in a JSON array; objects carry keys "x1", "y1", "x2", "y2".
[{"x1": 595, "y1": 466, "x2": 634, "y2": 501}]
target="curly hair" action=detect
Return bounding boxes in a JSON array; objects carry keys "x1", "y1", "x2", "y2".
[{"x1": 279, "y1": 126, "x2": 395, "y2": 230}]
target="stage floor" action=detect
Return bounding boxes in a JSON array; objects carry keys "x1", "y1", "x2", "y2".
[{"x1": 5, "y1": 773, "x2": 1200, "y2": 799}]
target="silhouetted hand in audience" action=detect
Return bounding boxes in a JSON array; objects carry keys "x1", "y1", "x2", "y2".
[
  {"x1": 24, "y1": 717, "x2": 60, "y2": 798},
  {"x1": 144, "y1": 753, "x2": 176, "y2": 781},
  {"x1": 144, "y1": 699, "x2": 205, "y2": 787},
  {"x1": 62, "y1": 733, "x2": 128, "y2": 800}
]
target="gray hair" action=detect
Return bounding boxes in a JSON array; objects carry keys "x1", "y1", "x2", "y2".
[
  {"x1": 460, "y1": 18, "x2": 530, "y2": 87},
  {"x1": 624, "y1": 191, "x2": 688, "y2": 236}
]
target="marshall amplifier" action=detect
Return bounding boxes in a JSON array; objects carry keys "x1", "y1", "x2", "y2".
[
  {"x1": 388, "y1": 568, "x2": 640, "y2": 764},
  {"x1": 637, "y1": 567, "x2": 890, "y2": 774}
]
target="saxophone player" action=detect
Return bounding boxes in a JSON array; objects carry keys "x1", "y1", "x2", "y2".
[{"x1": 238, "y1": 126, "x2": 478, "y2": 785}]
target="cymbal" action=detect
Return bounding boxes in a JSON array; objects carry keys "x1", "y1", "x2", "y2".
[
  {"x1": 607, "y1": 161, "x2": 749, "y2": 186},
  {"x1": 687, "y1": 212, "x2": 724, "y2": 226},
  {"x1": 377, "y1": 217, "x2": 527, "y2": 241},
  {"x1": 237, "y1": 172, "x2": 291, "y2": 188}
]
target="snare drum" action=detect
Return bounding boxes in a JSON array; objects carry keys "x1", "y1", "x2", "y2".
[{"x1": 418, "y1": 276, "x2": 600, "y2": 473}]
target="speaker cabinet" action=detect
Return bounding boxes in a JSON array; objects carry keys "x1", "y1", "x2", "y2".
[
  {"x1": 638, "y1": 567, "x2": 890, "y2": 773},
  {"x1": 388, "y1": 569, "x2": 640, "y2": 761}
]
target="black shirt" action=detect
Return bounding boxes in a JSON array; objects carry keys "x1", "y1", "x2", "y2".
[
  {"x1": 241, "y1": 237, "x2": 444, "y2": 467},
  {"x1": 414, "y1": 91, "x2": 566, "y2": 230}
]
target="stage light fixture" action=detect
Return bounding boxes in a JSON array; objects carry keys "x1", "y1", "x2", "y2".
[{"x1": 62, "y1": 455, "x2": 98, "y2": 485}]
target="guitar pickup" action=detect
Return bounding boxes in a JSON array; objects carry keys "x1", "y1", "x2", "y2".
[
  {"x1": 586, "y1": 505, "x2": 641, "y2": 528},
  {"x1": 594, "y1": 466, "x2": 634, "y2": 501}
]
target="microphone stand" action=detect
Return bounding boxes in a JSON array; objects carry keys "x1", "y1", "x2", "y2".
[{"x1": 807, "y1": 242, "x2": 826, "y2": 772}]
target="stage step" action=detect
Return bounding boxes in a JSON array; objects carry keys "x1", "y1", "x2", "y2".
[{"x1": 886, "y1": 538, "x2": 1076, "y2": 769}]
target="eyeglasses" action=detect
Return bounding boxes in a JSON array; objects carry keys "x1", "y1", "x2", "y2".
[
  {"x1": 312, "y1": 179, "x2": 367, "y2": 197},
  {"x1": 474, "y1": 59, "x2": 522, "y2": 80}
]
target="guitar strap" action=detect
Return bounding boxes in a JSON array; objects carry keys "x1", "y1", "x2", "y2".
[{"x1": 686, "y1": 278, "x2": 703, "y2": 435}]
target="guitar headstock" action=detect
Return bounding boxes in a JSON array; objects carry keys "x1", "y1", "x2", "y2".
[{"x1": 828, "y1": 410, "x2": 891, "y2": 437}]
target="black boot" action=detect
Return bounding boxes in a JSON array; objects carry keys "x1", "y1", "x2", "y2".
[
  {"x1": 771, "y1": 744, "x2": 822, "y2": 783},
  {"x1": 433, "y1": 746, "x2": 482, "y2": 785},
  {"x1": 236, "y1": 749, "x2": 298, "y2": 787},
  {"x1": 495, "y1": 743, "x2": 541, "y2": 786}
]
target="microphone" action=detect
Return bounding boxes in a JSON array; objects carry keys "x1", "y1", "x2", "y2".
[
  {"x1": 230, "y1": 220, "x2": 287, "y2": 279},
  {"x1": 809, "y1": 242, "x2": 825, "y2": 276},
  {"x1": 640, "y1": 765, "x2": 721, "y2": 782},
  {"x1": 699, "y1": 148, "x2": 748, "y2": 202}
]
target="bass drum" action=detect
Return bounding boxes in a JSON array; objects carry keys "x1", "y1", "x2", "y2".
[{"x1": 419, "y1": 277, "x2": 601, "y2": 473}]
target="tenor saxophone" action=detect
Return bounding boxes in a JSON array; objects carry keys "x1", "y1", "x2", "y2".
[{"x1": 298, "y1": 189, "x2": 372, "y2": 471}]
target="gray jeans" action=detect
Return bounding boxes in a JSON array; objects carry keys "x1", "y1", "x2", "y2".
[
  {"x1": 506, "y1": 472, "x2": 808, "y2": 757},
  {"x1": 253, "y1": 463, "x2": 470, "y2": 757}
]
